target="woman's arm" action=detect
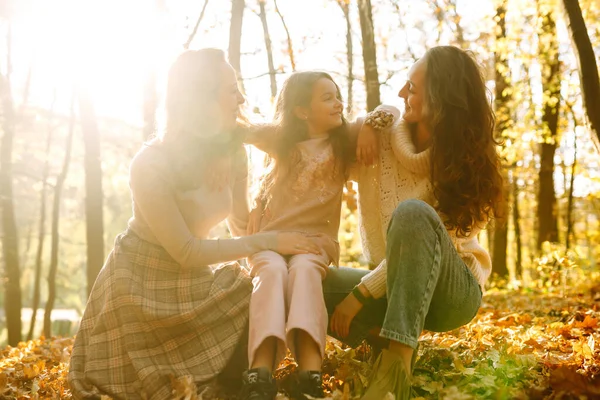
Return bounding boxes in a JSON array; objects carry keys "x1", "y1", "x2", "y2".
[
  {"x1": 129, "y1": 148, "x2": 277, "y2": 269},
  {"x1": 359, "y1": 259, "x2": 388, "y2": 299},
  {"x1": 226, "y1": 146, "x2": 251, "y2": 237},
  {"x1": 238, "y1": 123, "x2": 278, "y2": 154}
]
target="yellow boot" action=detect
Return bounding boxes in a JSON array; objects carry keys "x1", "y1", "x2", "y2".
[{"x1": 361, "y1": 349, "x2": 411, "y2": 400}]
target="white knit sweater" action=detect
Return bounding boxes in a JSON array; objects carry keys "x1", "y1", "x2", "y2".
[{"x1": 356, "y1": 120, "x2": 492, "y2": 299}]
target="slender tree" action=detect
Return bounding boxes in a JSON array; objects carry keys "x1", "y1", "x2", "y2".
[
  {"x1": 562, "y1": 0, "x2": 600, "y2": 150},
  {"x1": 229, "y1": 0, "x2": 246, "y2": 92},
  {"x1": 536, "y1": 0, "x2": 561, "y2": 250},
  {"x1": 27, "y1": 93, "x2": 56, "y2": 340},
  {"x1": 258, "y1": 0, "x2": 277, "y2": 99},
  {"x1": 357, "y1": 0, "x2": 381, "y2": 111},
  {"x1": 0, "y1": 25, "x2": 22, "y2": 346},
  {"x1": 183, "y1": 0, "x2": 210, "y2": 49},
  {"x1": 491, "y1": 0, "x2": 511, "y2": 277},
  {"x1": 274, "y1": 0, "x2": 295, "y2": 71},
  {"x1": 513, "y1": 177, "x2": 523, "y2": 278},
  {"x1": 44, "y1": 93, "x2": 76, "y2": 337},
  {"x1": 338, "y1": 0, "x2": 354, "y2": 116},
  {"x1": 79, "y1": 90, "x2": 105, "y2": 295}
]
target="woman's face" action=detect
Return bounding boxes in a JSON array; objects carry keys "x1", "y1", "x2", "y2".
[
  {"x1": 398, "y1": 58, "x2": 426, "y2": 124},
  {"x1": 216, "y1": 63, "x2": 245, "y2": 131},
  {"x1": 301, "y1": 78, "x2": 344, "y2": 133}
]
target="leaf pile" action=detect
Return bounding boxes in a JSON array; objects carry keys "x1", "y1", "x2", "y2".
[{"x1": 1, "y1": 286, "x2": 599, "y2": 399}]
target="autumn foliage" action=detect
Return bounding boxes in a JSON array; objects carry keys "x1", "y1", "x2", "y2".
[{"x1": 1, "y1": 279, "x2": 599, "y2": 399}]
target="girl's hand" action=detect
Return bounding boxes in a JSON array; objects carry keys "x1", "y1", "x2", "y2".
[
  {"x1": 275, "y1": 232, "x2": 321, "y2": 255},
  {"x1": 356, "y1": 124, "x2": 378, "y2": 166},
  {"x1": 330, "y1": 293, "x2": 363, "y2": 338},
  {"x1": 247, "y1": 207, "x2": 262, "y2": 235}
]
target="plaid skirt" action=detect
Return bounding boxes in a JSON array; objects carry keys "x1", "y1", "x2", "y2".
[{"x1": 68, "y1": 230, "x2": 252, "y2": 400}]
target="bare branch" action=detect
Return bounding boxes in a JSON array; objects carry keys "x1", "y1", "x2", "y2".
[
  {"x1": 274, "y1": 0, "x2": 295, "y2": 71},
  {"x1": 183, "y1": 0, "x2": 211, "y2": 49}
]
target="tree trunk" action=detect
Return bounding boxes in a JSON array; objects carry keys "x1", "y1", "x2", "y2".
[
  {"x1": 273, "y1": 0, "x2": 295, "y2": 71},
  {"x1": 491, "y1": 0, "x2": 511, "y2": 277},
  {"x1": 566, "y1": 123, "x2": 577, "y2": 250},
  {"x1": 258, "y1": 0, "x2": 277, "y2": 99},
  {"x1": 43, "y1": 94, "x2": 76, "y2": 338},
  {"x1": 229, "y1": 0, "x2": 245, "y2": 92},
  {"x1": 492, "y1": 211, "x2": 509, "y2": 277},
  {"x1": 79, "y1": 91, "x2": 105, "y2": 295},
  {"x1": 27, "y1": 94, "x2": 56, "y2": 340},
  {"x1": 536, "y1": 1, "x2": 560, "y2": 250},
  {"x1": 357, "y1": 0, "x2": 380, "y2": 111},
  {"x1": 562, "y1": 0, "x2": 600, "y2": 150},
  {"x1": 339, "y1": 0, "x2": 354, "y2": 116},
  {"x1": 0, "y1": 25, "x2": 22, "y2": 346},
  {"x1": 513, "y1": 178, "x2": 523, "y2": 278}
]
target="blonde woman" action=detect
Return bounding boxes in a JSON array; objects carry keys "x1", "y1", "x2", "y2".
[{"x1": 68, "y1": 49, "x2": 320, "y2": 400}]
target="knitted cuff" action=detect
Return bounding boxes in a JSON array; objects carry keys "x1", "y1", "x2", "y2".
[{"x1": 364, "y1": 109, "x2": 395, "y2": 130}]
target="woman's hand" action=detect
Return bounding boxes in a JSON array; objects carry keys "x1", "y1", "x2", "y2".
[
  {"x1": 356, "y1": 124, "x2": 379, "y2": 166},
  {"x1": 275, "y1": 232, "x2": 321, "y2": 255},
  {"x1": 330, "y1": 292, "x2": 363, "y2": 338},
  {"x1": 247, "y1": 207, "x2": 262, "y2": 235}
]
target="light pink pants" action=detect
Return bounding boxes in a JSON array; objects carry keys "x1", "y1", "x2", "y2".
[{"x1": 247, "y1": 251, "x2": 329, "y2": 367}]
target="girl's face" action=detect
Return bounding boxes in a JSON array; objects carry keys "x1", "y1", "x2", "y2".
[
  {"x1": 298, "y1": 78, "x2": 344, "y2": 133},
  {"x1": 215, "y1": 63, "x2": 245, "y2": 131},
  {"x1": 398, "y1": 58, "x2": 426, "y2": 124}
]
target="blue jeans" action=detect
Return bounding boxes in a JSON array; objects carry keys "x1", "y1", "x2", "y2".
[{"x1": 323, "y1": 200, "x2": 482, "y2": 349}]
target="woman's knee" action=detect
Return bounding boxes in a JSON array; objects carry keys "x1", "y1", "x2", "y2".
[{"x1": 387, "y1": 200, "x2": 440, "y2": 235}]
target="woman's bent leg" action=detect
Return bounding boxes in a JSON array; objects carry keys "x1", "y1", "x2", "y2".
[{"x1": 382, "y1": 200, "x2": 482, "y2": 349}]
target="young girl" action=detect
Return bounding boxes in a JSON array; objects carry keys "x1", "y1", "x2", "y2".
[{"x1": 240, "y1": 71, "x2": 398, "y2": 400}]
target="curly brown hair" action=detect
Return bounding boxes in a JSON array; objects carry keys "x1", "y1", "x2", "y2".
[
  {"x1": 421, "y1": 46, "x2": 506, "y2": 236},
  {"x1": 257, "y1": 71, "x2": 351, "y2": 205}
]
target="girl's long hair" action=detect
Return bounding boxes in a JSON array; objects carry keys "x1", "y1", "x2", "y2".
[
  {"x1": 257, "y1": 71, "x2": 351, "y2": 205},
  {"x1": 422, "y1": 46, "x2": 507, "y2": 236}
]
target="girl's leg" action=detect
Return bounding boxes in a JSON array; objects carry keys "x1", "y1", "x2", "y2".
[
  {"x1": 286, "y1": 253, "x2": 329, "y2": 371},
  {"x1": 248, "y1": 250, "x2": 289, "y2": 370}
]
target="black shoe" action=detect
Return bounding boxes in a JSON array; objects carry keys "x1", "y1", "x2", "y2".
[
  {"x1": 293, "y1": 370, "x2": 324, "y2": 399},
  {"x1": 240, "y1": 367, "x2": 277, "y2": 400}
]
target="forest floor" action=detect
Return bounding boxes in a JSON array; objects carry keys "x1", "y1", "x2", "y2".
[{"x1": 1, "y1": 278, "x2": 600, "y2": 399}]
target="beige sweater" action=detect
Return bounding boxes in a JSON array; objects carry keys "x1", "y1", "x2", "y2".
[
  {"x1": 357, "y1": 120, "x2": 492, "y2": 299},
  {"x1": 258, "y1": 136, "x2": 344, "y2": 264},
  {"x1": 127, "y1": 142, "x2": 277, "y2": 269}
]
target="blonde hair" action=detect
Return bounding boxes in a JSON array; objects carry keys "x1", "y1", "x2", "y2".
[
  {"x1": 162, "y1": 48, "x2": 227, "y2": 142},
  {"x1": 154, "y1": 48, "x2": 243, "y2": 190}
]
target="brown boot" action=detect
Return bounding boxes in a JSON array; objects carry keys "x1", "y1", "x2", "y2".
[{"x1": 361, "y1": 349, "x2": 411, "y2": 400}]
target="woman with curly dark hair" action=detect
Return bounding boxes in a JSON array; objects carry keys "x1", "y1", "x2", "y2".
[{"x1": 324, "y1": 45, "x2": 506, "y2": 399}]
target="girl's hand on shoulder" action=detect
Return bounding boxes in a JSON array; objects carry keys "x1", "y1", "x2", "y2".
[
  {"x1": 356, "y1": 124, "x2": 379, "y2": 166},
  {"x1": 275, "y1": 232, "x2": 321, "y2": 255},
  {"x1": 330, "y1": 292, "x2": 363, "y2": 339}
]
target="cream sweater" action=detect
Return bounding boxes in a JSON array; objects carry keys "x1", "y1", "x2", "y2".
[{"x1": 356, "y1": 120, "x2": 492, "y2": 299}]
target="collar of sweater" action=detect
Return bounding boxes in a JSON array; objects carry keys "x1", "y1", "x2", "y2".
[{"x1": 393, "y1": 120, "x2": 431, "y2": 177}]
